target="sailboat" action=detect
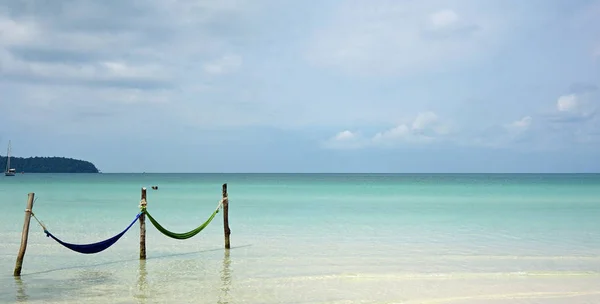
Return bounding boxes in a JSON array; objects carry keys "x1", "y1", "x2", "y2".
[{"x1": 4, "y1": 140, "x2": 16, "y2": 176}]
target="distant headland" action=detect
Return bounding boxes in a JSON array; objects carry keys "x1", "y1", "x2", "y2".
[{"x1": 1, "y1": 156, "x2": 99, "y2": 173}]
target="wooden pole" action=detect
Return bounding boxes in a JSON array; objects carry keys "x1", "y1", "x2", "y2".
[
  {"x1": 140, "y1": 187, "x2": 147, "y2": 260},
  {"x1": 14, "y1": 193, "x2": 35, "y2": 276},
  {"x1": 222, "y1": 183, "x2": 230, "y2": 249}
]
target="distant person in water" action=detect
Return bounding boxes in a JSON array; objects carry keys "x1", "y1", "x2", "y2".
[{"x1": 152, "y1": 186, "x2": 158, "y2": 190}]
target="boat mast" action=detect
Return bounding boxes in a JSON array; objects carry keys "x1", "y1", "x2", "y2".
[{"x1": 5, "y1": 140, "x2": 11, "y2": 172}]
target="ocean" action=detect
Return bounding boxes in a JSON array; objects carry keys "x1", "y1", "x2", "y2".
[{"x1": 0, "y1": 173, "x2": 599, "y2": 304}]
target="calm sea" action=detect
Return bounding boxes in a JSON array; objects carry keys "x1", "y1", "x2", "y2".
[{"x1": 0, "y1": 173, "x2": 599, "y2": 303}]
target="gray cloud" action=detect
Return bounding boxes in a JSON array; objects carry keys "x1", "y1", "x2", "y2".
[
  {"x1": 544, "y1": 110, "x2": 596, "y2": 124},
  {"x1": 2, "y1": 0, "x2": 600, "y2": 153},
  {"x1": 8, "y1": 46, "x2": 103, "y2": 64},
  {"x1": 568, "y1": 82, "x2": 598, "y2": 94},
  {"x1": 0, "y1": 72, "x2": 173, "y2": 89},
  {"x1": 0, "y1": 0, "x2": 256, "y2": 90}
]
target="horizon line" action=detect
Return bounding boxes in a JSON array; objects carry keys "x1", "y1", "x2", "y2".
[{"x1": 18, "y1": 172, "x2": 600, "y2": 174}]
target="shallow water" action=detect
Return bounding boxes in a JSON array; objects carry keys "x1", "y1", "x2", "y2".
[{"x1": 1, "y1": 173, "x2": 599, "y2": 303}]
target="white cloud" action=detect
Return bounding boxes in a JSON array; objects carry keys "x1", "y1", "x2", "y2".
[
  {"x1": 203, "y1": 54, "x2": 243, "y2": 75},
  {"x1": 556, "y1": 94, "x2": 578, "y2": 112},
  {"x1": 323, "y1": 130, "x2": 367, "y2": 149},
  {"x1": 0, "y1": 17, "x2": 38, "y2": 45},
  {"x1": 325, "y1": 111, "x2": 451, "y2": 149},
  {"x1": 305, "y1": 1, "x2": 502, "y2": 76},
  {"x1": 1, "y1": 0, "x2": 599, "y2": 149},
  {"x1": 428, "y1": 9, "x2": 460, "y2": 31},
  {"x1": 548, "y1": 92, "x2": 596, "y2": 123},
  {"x1": 372, "y1": 111, "x2": 451, "y2": 145},
  {"x1": 410, "y1": 111, "x2": 451, "y2": 135},
  {"x1": 507, "y1": 116, "x2": 532, "y2": 131},
  {"x1": 411, "y1": 111, "x2": 438, "y2": 130},
  {"x1": 373, "y1": 125, "x2": 411, "y2": 142},
  {"x1": 334, "y1": 130, "x2": 357, "y2": 141},
  {"x1": 373, "y1": 124, "x2": 437, "y2": 145}
]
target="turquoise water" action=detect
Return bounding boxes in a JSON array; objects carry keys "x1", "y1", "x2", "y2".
[{"x1": 1, "y1": 173, "x2": 599, "y2": 303}]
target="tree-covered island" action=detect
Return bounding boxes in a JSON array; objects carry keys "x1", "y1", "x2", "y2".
[{"x1": 1, "y1": 156, "x2": 99, "y2": 173}]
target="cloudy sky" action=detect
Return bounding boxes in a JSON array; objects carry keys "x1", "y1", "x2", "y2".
[{"x1": 1, "y1": 0, "x2": 599, "y2": 173}]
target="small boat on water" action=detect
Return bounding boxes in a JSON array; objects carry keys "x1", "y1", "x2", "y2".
[{"x1": 4, "y1": 140, "x2": 16, "y2": 177}]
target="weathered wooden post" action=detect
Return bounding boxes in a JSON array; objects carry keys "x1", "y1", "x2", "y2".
[
  {"x1": 140, "y1": 187, "x2": 147, "y2": 260},
  {"x1": 222, "y1": 183, "x2": 230, "y2": 249},
  {"x1": 14, "y1": 193, "x2": 35, "y2": 276}
]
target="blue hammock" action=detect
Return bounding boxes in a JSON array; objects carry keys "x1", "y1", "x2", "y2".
[{"x1": 44, "y1": 212, "x2": 142, "y2": 254}]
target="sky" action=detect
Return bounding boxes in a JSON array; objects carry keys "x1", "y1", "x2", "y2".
[{"x1": 0, "y1": 0, "x2": 599, "y2": 173}]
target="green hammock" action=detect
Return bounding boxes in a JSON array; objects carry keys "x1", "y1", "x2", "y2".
[{"x1": 143, "y1": 207, "x2": 220, "y2": 240}]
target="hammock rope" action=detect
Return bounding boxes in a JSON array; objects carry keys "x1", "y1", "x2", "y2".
[
  {"x1": 41, "y1": 212, "x2": 142, "y2": 254},
  {"x1": 31, "y1": 212, "x2": 47, "y2": 231},
  {"x1": 142, "y1": 199, "x2": 223, "y2": 240}
]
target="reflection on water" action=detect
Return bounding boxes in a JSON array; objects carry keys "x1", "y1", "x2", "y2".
[
  {"x1": 4, "y1": 245, "x2": 600, "y2": 304},
  {"x1": 14, "y1": 276, "x2": 28, "y2": 303},
  {"x1": 218, "y1": 249, "x2": 232, "y2": 304},
  {"x1": 135, "y1": 260, "x2": 148, "y2": 304}
]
